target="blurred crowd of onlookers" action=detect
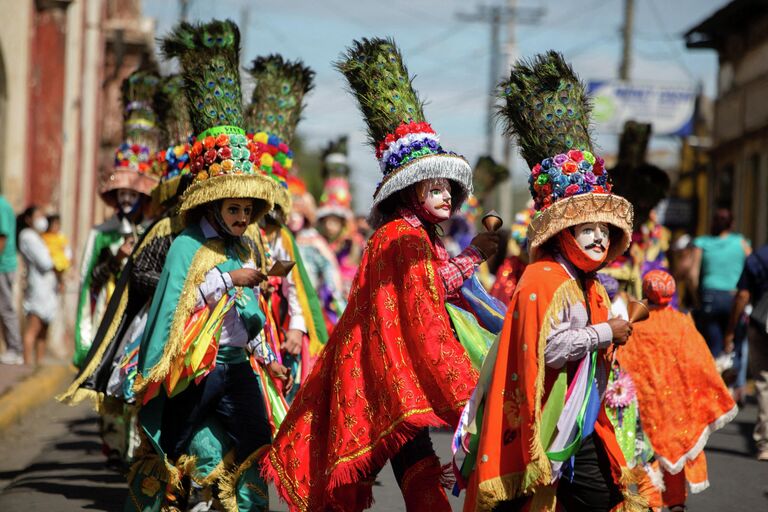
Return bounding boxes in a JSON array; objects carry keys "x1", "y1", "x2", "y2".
[{"x1": 0, "y1": 193, "x2": 71, "y2": 367}]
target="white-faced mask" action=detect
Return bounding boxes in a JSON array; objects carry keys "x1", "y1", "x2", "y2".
[
  {"x1": 415, "y1": 178, "x2": 452, "y2": 222},
  {"x1": 573, "y1": 222, "x2": 610, "y2": 262}
]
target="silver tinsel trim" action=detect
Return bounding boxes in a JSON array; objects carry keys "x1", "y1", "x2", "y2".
[{"x1": 368, "y1": 154, "x2": 473, "y2": 229}]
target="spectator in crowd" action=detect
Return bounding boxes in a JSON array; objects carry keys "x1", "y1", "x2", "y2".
[
  {"x1": 16, "y1": 206, "x2": 58, "y2": 365},
  {"x1": 41, "y1": 213, "x2": 72, "y2": 291},
  {"x1": 692, "y1": 208, "x2": 751, "y2": 356},
  {"x1": 725, "y1": 243, "x2": 768, "y2": 461},
  {"x1": 0, "y1": 194, "x2": 23, "y2": 365}
]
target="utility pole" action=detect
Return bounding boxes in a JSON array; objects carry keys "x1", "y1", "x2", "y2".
[
  {"x1": 619, "y1": 0, "x2": 634, "y2": 80},
  {"x1": 240, "y1": 5, "x2": 250, "y2": 70},
  {"x1": 180, "y1": 0, "x2": 191, "y2": 22},
  {"x1": 456, "y1": 1, "x2": 543, "y2": 216}
]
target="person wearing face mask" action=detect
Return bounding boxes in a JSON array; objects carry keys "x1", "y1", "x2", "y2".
[
  {"x1": 263, "y1": 38, "x2": 499, "y2": 512},
  {"x1": 460, "y1": 53, "x2": 643, "y2": 512},
  {"x1": 73, "y1": 67, "x2": 162, "y2": 370},
  {"x1": 244, "y1": 55, "x2": 332, "y2": 399},
  {"x1": 15, "y1": 206, "x2": 57, "y2": 365},
  {"x1": 286, "y1": 174, "x2": 346, "y2": 334},
  {"x1": 316, "y1": 136, "x2": 366, "y2": 299},
  {"x1": 126, "y1": 21, "x2": 291, "y2": 512}
]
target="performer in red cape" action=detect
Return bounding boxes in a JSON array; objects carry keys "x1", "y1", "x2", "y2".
[
  {"x1": 457, "y1": 52, "x2": 644, "y2": 512},
  {"x1": 262, "y1": 37, "x2": 499, "y2": 512}
]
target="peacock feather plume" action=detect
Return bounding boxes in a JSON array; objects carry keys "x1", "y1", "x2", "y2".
[
  {"x1": 336, "y1": 37, "x2": 425, "y2": 147},
  {"x1": 161, "y1": 19, "x2": 243, "y2": 136},
  {"x1": 155, "y1": 74, "x2": 192, "y2": 147},
  {"x1": 498, "y1": 50, "x2": 593, "y2": 169},
  {"x1": 244, "y1": 55, "x2": 315, "y2": 145},
  {"x1": 121, "y1": 64, "x2": 161, "y2": 149}
]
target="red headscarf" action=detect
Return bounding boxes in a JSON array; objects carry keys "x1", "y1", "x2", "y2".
[{"x1": 557, "y1": 229, "x2": 608, "y2": 272}]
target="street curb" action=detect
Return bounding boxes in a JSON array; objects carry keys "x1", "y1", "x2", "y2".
[{"x1": 0, "y1": 364, "x2": 75, "y2": 431}]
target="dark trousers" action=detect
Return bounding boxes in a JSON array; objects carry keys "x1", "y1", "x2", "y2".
[
  {"x1": 160, "y1": 361, "x2": 271, "y2": 464},
  {"x1": 556, "y1": 436, "x2": 623, "y2": 512},
  {"x1": 390, "y1": 428, "x2": 436, "y2": 483},
  {"x1": 695, "y1": 289, "x2": 736, "y2": 356}
]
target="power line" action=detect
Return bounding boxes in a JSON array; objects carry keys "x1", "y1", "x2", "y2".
[
  {"x1": 646, "y1": 0, "x2": 697, "y2": 81},
  {"x1": 408, "y1": 23, "x2": 471, "y2": 56}
]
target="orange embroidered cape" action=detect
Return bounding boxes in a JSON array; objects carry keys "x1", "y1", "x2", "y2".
[
  {"x1": 464, "y1": 258, "x2": 644, "y2": 512},
  {"x1": 263, "y1": 217, "x2": 479, "y2": 511},
  {"x1": 617, "y1": 307, "x2": 736, "y2": 475}
]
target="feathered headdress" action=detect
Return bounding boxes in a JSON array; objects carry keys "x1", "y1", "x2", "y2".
[
  {"x1": 161, "y1": 19, "x2": 275, "y2": 220},
  {"x1": 336, "y1": 37, "x2": 472, "y2": 228},
  {"x1": 499, "y1": 51, "x2": 632, "y2": 262},
  {"x1": 317, "y1": 136, "x2": 353, "y2": 220},
  {"x1": 152, "y1": 74, "x2": 194, "y2": 207},
  {"x1": 100, "y1": 65, "x2": 162, "y2": 204},
  {"x1": 244, "y1": 54, "x2": 315, "y2": 216}
]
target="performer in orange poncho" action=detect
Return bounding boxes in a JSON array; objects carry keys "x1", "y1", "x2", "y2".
[
  {"x1": 613, "y1": 270, "x2": 737, "y2": 511},
  {"x1": 457, "y1": 52, "x2": 644, "y2": 512},
  {"x1": 262, "y1": 38, "x2": 500, "y2": 511}
]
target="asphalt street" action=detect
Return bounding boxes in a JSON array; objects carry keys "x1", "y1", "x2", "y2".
[{"x1": 0, "y1": 398, "x2": 765, "y2": 511}]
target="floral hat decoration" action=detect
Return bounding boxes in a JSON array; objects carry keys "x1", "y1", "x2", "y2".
[
  {"x1": 244, "y1": 55, "x2": 315, "y2": 218},
  {"x1": 152, "y1": 74, "x2": 194, "y2": 208},
  {"x1": 100, "y1": 66, "x2": 163, "y2": 205},
  {"x1": 161, "y1": 19, "x2": 276, "y2": 221},
  {"x1": 499, "y1": 51, "x2": 633, "y2": 262},
  {"x1": 336, "y1": 38, "x2": 473, "y2": 228},
  {"x1": 317, "y1": 136, "x2": 353, "y2": 221}
]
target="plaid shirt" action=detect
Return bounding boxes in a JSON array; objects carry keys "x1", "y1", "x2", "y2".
[{"x1": 399, "y1": 209, "x2": 483, "y2": 300}]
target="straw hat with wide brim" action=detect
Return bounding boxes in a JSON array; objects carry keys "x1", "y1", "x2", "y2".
[{"x1": 527, "y1": 192, "x2": 633, "y2": 262}]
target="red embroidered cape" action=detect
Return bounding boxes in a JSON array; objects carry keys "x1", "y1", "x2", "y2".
[{"x1": 263, "y1": 216, "x2": 479, "y2": 511}]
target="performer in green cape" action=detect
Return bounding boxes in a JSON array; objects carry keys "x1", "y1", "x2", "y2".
[
  {"x1": 74, "y1": 66, "x2": 162, "y2": 369},
  {"x1": 126, "y1": 20, "x2": 287, "y2": 512},
  {"x1": 60, "y1": 73, "x2": 197, "y2": 468}
]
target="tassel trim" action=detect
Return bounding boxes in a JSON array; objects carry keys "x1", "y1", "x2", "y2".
[
  {"x1": 218, "y1": 445, "x2": 270, "y2": 512},
  {"x1": 133, "y1": 241, "x2": 229, "y2": 397},
  {"x1": 57, "y1": 288, "x2": 129, "y2": 404},
  {"x1": 263, "y1": 406, "x2": 463, "y2": 512},
  {"x1": 179, "y1": 173, "x2": 276, "y2": 222}
]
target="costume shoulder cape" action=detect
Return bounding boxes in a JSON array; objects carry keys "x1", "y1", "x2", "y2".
[
  {"x1": 73, "y1": 216, "x2": 124, "y2": 367},
  {"x1": 264, "y1": 217, "x2": 479, "y2": 511},
  {"x1": 617, "y1": 307, "x2": 736, "y2": 474},
  {"x1": 59, "y1": 215, "x2": 183, "y2": 405},
  {"x1": 463, "y1": 258, "x2": 644, "y2": 512},
  {"x1": 136, "y1": 223, "x2": 255, "y2": 394}
]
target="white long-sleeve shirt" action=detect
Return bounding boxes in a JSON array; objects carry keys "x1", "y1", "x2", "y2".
[
  {"x1": 543, "y1": 255, "x2": 614, "y2": 370},
  {"x1": 195, "y1": 218, "x2": 274, "y2": 363}
]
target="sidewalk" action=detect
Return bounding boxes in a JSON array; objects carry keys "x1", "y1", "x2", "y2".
[{"x1": 0, "y1": 362, "x2": 74, "y2": 431}]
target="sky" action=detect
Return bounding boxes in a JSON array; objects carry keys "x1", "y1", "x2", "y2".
[{"x1": 142, "y1": 0, "x2": 727, "y2": 213}]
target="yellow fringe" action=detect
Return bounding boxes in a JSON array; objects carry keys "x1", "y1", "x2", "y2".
[
  {"x1": 217, "y1": 446, "x2": 269, "y2": 512},
  {"x1": 273, "y1": 186, "x2": 292, "y2": 216},
  {"x1": 151, "y1": 176, "x2": 181, "y2": 208},
  {"x1": 189, "y1": 450, "x2": 235, "y2": 487},
  {"x1": 178, "y1": 173, "x2": 276, "y2": 222},
  {"x1": 134, "y1": 240, "x2": 228, "y2": 396},
  {"x1": 135, "y1": 217, "x2": 173, "y2": 256},
  {"x1": 57, "y1": 287, "x2": 129, "y2": 405},
  {"x1": 613, "y1": 466, "x2": 649, "y2": 512}
]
